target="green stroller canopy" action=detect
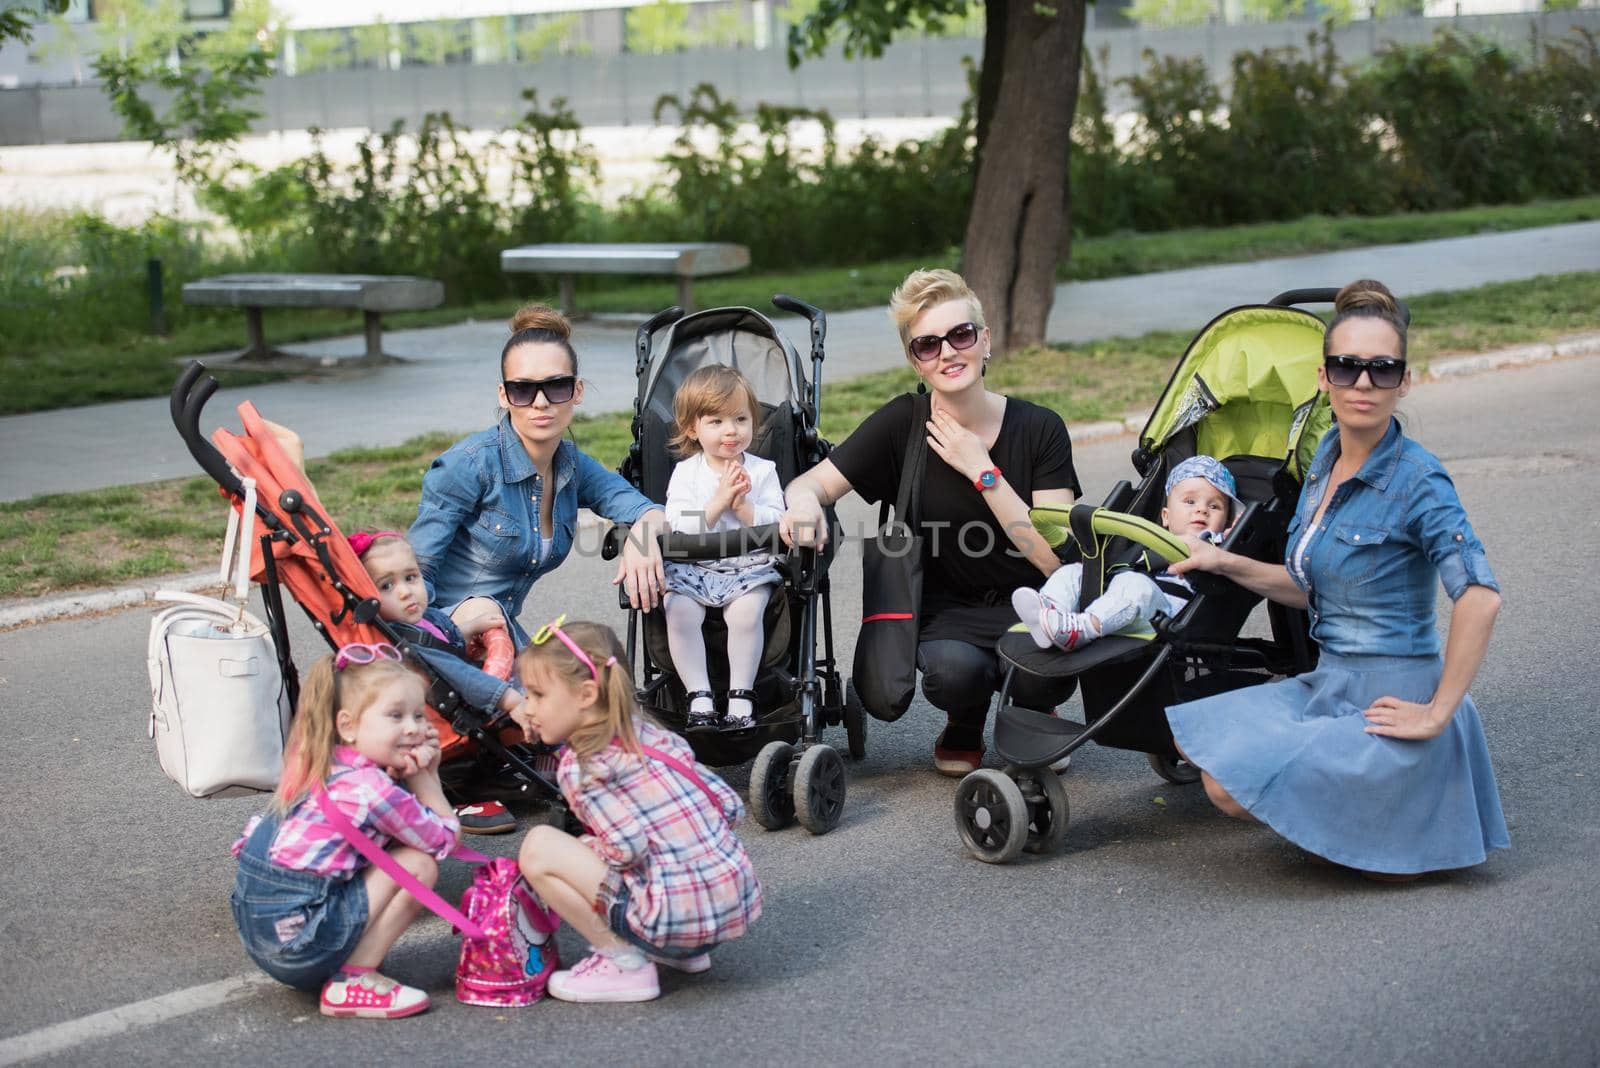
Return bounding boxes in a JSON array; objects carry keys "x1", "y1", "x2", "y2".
[{"x1": 1139, "y1": 307, "x2": 1332, "y2": 481}]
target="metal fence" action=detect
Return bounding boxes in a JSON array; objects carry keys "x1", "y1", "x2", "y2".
[{"x1": 2, "y1": 8, "x2": 1595, "y2": 146}]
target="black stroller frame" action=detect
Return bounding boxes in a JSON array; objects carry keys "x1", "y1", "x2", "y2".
[
  {"x1": 952, "y1": 288, "x2": 1355, "y2": 863},
  {"x1": 170, "y1": 362, "x2": 566, "y2": 817},
  {"x1": 603, "y1": 295, "x2": 865, "y2": 835}
]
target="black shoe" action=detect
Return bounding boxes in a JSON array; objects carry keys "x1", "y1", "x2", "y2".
[
  {"x1": 723, "y1": 689, "x2": 758, "y2": 730},
  {"x1": 685, "y1": 691, "x2": 718, "y2": 733}
]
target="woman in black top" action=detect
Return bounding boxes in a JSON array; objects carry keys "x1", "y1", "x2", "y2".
[{"x1": 780, "y1": 269, "x2": 1081, "y2": 775}]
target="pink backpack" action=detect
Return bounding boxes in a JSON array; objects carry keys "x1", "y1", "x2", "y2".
[
  {"x1": 455, "y1": 857, "x2": 561, "y2": 1007},
  {"x1": 312, "y1": 789, "x2": 561, "y2": 1009}
]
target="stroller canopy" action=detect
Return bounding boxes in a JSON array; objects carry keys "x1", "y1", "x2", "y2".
[
  {"x1": 633, "y1": 307, "x2": 811, "y2": 503},
  {"x1": 1139, "y1": 306, "x2": 1331, "y2": 481}
]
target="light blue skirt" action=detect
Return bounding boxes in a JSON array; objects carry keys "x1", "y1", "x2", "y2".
[{"x1": 1166, "y1": 651, "x2": 1510, "y2": 874}]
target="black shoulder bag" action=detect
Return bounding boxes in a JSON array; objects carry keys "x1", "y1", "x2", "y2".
[{"x1": 852, "y1": 392, "x2": 930, "y2": 722}]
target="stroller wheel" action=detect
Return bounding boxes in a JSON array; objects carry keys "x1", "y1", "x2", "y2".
[
  {"x1": 750, "y1": 741, "x2": 797, "y2": 831},
  {"x1": 954, "y1": 770, "x2": 1028, "y2": 864},
  {"x1": 1147, "y1": 752, "x2": 1202, "y2": 785},
  {"x1": 794, "y1": 744, "x2": 847, "y2": 836},
  {"x1": 1018, "y1": 768, "x2": 1070, "y2": 855},
  {"x1": 842, "y1": 679, "x2": 869, "y2": 760}
]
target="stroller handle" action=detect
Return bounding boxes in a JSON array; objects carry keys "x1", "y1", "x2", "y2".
[
  {"x1": 1269, "y1": 287, "x2": 1411, "y2": 327},
  {"x1": 171, "y1": 361, "x2": 247, "y2": 500},
  {"x1": 772, "y1": 294, "x2": 827, "y2": 350}
]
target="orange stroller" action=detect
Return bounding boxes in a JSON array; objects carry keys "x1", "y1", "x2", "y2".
[{"x1": 169, "y1": 361, "x2": 564, "y2": 815}]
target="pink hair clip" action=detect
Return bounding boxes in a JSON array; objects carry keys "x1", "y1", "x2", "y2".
[{"x1": 348, "y1": 530, "x2": 406, "y2": 558}]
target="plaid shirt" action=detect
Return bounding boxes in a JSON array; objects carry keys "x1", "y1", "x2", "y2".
[
  {"x1": 231, "y1": 746, "x2": 460, "y2": 879},
  {"x1": 559, "y1": 720, "x2": 762, "y2": 951}
]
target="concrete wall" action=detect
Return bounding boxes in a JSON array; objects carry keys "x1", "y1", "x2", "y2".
[{"x1": 2, "y1": 8, "x2": 1596, "y2": 146}]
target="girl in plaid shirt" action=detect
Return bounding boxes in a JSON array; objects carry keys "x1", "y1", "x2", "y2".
[
  {"x1": 512, "y1": 617, "x2": 762, "y2": 1003},
  {"x1": 230, "y1": 646, "x2": 461, "y2": 1019}
]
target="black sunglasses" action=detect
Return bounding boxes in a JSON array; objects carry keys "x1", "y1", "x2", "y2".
[
  {"x1": 908, "y1": 321, "x2": 980, "y2": 362},
  {"x1": 503, "y1": 375, "x2": 577, "y2": 406},
  {"x1": 1324, "y1": 354, "x2": 1406, "y2": 390}
]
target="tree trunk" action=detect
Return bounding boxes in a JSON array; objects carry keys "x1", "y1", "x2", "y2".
[
  {"x1": 961, "y1": 0, "x2": 1086, "y2": 356},
  {"x1": 973, "y1": 1, "x2": 1007, "y2": 165}
]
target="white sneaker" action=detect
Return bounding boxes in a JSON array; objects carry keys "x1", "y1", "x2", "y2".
[{"x1": 1011, "y1": 588, "x2": 1052, "y2": 649}]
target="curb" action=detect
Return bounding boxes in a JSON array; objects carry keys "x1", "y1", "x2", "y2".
[
  {"x1": 1424, "y1": 331, "x2": 1600, "y2": 380},
  {"x1": 5, "y1": 333, "x2": 1597, "y2": 631}
]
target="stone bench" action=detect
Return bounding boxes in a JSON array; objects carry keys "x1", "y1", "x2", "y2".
[
  {"x1": 181, "y1": 273, "x2": 445, "y2": 365},
  {"x1": 500, "y1": 243, "x2": 750, "y2": 317}
]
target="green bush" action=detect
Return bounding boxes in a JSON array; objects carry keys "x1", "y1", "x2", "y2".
[
  {"x1": 1070, "y1": 27, "x2": 1599, "y2": 234},
  {"x1": 606, "y1": 83, "x2": 971, "y2": 268}
]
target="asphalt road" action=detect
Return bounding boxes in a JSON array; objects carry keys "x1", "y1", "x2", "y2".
[{"x1": 1, "y1": 355, "x2": 1597, "y2": 1066}]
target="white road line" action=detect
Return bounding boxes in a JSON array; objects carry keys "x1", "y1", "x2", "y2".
[{"x1": 0, "y1": 973, "x2": 276, "y2": 1067}]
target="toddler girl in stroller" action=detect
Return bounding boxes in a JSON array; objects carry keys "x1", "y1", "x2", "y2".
[
  {"x1": 661, "y1": 366, "x2": 787, "y2": 731},
  {"x1": 1012, "y1": 456, "x2": 1243, "y2": 652},
  {"x1": 351, "y1": 529, "x2": 528, "y2": 834}
]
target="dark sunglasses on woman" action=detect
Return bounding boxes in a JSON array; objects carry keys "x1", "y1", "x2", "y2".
[
  {"x1": 503, "y1": 375, "x2": 578, "y2": 406},
  {"x1": 1324, "y1": 354, "x2": 1406, "y2": 390},
  {"x1": 908, "y1": 321, "x2": 980, "y2": 362}
]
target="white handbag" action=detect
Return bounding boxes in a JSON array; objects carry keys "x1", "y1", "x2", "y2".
[{"x1": 146, "y1": 478, "x2": 292, "y2": 798}]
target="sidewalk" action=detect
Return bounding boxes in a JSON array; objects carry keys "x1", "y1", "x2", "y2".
[{"x1": 4, "y1": 220, "x2": 1599, "y2": 502}]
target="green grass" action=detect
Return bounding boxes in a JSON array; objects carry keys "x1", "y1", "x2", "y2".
[
  {"x1": 5, "y1": 269, "x2": 1595, "y2": 603},
  {"x1": 5, "y1": 195, "x2": 1598, "y2": 417}
]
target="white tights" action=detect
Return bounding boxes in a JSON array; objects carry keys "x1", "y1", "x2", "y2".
[{"x1": 664, "y1": 589, "x2": 769, "y2": 719}]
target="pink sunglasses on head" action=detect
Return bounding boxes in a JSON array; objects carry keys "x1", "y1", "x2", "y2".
[{"x1": 335, "y1": 642, "x2": 402, "y2": 671}]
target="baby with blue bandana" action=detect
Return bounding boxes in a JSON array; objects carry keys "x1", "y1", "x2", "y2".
[{"x1": 1013, "y1": 456, "x2": 1242, "y2": 652}]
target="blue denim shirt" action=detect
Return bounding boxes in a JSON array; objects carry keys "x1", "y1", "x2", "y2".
[
  {"x1": 409, "y1": 415, "x2": 657, "y2": 642},
  {"x1": 1286, "y1": 418, "x2": 1498, "y2": 657}
]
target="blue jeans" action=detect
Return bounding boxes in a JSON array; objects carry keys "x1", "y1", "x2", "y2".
[
  {"x1": 605, "y1": 885, "x2": 712, "y2": 961},
  {"x1": 231, "y1": 816, "x2": 369, "y2": 991}
]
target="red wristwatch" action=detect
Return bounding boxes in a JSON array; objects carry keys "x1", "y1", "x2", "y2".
[{"x1": 973, "y1": 466, "x2": 1002, "y2": 491}]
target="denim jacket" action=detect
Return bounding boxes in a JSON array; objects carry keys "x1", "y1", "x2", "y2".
[
  {"x1": 1286, "y1": 418, "x2": 1498, "y2": 658},
  {"x1": 409, "y1": 415, "x2": 657, "y2": 642}
]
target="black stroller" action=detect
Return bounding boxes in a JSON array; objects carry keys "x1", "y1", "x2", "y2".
[
  {"x1": 607, "y1": 296, "x2": 865, "y2": 836},
  {"x1": 952, "y1": 289, "x2": 1351, "y2": 863}
]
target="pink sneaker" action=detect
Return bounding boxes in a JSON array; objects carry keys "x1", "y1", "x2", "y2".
[
  {"x1": 547, "y1": 952, "x2": 661, "y2": 1003},
  {"x1": 649, "y1": 951, "x2": 712, "y2": 974},
  {"x1": 320, "y1": 971, "x2": 430, "y2": 1019}
]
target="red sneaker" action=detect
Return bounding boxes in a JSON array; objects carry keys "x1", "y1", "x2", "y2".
[
  {"x1": 320, "y1": 972, "x2": 430, "y2": 1019},
  {"x1": 456, "y1": 800, "x2": 516, "y2": 835},
  {"x1": 933, "y1": 728, "x2": 984, "y2": 778}
]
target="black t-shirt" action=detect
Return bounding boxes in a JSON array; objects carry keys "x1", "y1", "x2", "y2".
[{"x1": 830, "y1": 392, "x2": 1082, "y2": 645}]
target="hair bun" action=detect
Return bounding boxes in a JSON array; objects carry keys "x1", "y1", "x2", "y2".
[
  {"x1": 509, "y1": 303, "x2": 572, "y2": 340},
  {"x1": 1334, "y1": 279, "x2": 1398, "y2": 315}
]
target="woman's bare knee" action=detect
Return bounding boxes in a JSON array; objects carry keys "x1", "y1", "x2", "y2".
[{"x1": 1201, "y1": 773, "x2": 1254, "y2": 821}]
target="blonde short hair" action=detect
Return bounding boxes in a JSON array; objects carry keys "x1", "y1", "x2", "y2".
[
  {"x1": 669, "y1": 365, "x2": 763, "y2": 458},
  {"x1": 886, "y1": 269, "x2": 987, "y2": 350}
]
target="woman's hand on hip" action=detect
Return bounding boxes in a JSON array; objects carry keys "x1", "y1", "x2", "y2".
[
  {"x1": 613, "y1": 509, "x2": 668, "y2": 612},
  {"x1": 925, "y1": 408, "x2": 992, "y2": 482},
  {"x1": 1362, "y1": 696, "x2": 1449, "y2": 740}
]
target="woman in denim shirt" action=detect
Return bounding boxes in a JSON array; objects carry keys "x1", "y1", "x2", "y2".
[
  {"x1": 409, "y1": 305, "x2": 669, "y2": 647},
  {"x1": 1165, "y1": 280, "x2": 1509, "y2": 878}
]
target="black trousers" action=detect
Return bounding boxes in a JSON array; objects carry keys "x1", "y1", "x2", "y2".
[{"x1": 916, "y1": 638, "x2": 1077, "y2": 740}]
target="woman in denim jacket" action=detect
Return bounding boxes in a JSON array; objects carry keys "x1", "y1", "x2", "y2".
[
  {"x1": 1165, "y1": 280, "x2": 1509, "y2": 879},
  {"x1": 409, "y1": 305, "x2": 670, "y2": 646}
]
